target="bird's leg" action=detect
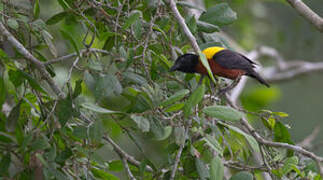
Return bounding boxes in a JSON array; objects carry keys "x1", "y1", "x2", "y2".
[{"x1": 217, "y1": 76, "x2": 241, "y2": 96}]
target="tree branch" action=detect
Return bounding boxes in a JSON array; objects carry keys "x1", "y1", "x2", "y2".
[
  {"x1": 286, "y1": 0, "x2": 323, "y2": 32},
  {"x1": 167, "y1": 0, "x2": 201, "y2": 54},
  {"x1": 0, "y1": 22, "x2": 65, "y2": 99}
]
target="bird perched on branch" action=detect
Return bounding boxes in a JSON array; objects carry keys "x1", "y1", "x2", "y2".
[{"x1": 170, "y1": 46, "x2": 270, "y2": 91}]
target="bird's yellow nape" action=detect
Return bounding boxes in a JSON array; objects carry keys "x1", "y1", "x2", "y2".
[{"x1": 202, "y1": 46, "x2": 226, "y2": 59}]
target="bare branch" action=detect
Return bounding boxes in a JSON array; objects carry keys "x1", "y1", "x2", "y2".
[
  {"x1": 167, "y1": 0, "x2": 201, "y2": 54},
  {"x1": 286, "y1": 0, "x2": 323, "y2": 32},
  {"x1": 121, "y1": 156, "x2": 137, "y2": 180},
  {"x1": 0, "y1": 22, "x2": 65, "y2": 98},
  {"x1": 170, "y1": 126, "x2": 187, "y2": 180},
  {"x1": 297, "y1": 127, "x2": 320, "y2": 149}
]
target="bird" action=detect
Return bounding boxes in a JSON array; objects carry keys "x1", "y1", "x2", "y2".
[{"x1": 169, "y1": 46, "x2": 270, "y2": 90}]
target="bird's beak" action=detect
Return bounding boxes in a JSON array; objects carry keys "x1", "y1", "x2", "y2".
[{"x1": 169, "y1": 65, "x2": 177, "y2": 72}]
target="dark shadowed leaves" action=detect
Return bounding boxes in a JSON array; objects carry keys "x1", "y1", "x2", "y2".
[
  {"x1": 56, "y1": 98, "x2": 73, "y2": 126},
  {"x1": 46, "y1": 11, "x2": 68, "y2": 25}
]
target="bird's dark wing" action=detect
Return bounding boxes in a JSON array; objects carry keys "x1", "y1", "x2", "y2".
[{"x1": 212, "y1": 49, "x2": 256, "y2": 70}]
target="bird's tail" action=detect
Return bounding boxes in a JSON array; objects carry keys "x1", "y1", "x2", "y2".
[{"x1": 247, "y1": 70, "x2": 270, "y2": 88}]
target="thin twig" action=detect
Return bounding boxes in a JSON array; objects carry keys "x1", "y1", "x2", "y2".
[
  {"x1": 170, "y1": 126, "x2": 187, "y2": 180},
  {"x1": 285, "y1": 0, "x2": 323, "y2": 32},
  {"x1": 167, "y1": 0, "x2": 200, "y2": 54},
  {"x1": 44, "y1": 48, "x2": 111, "y2": 65},
  {"x1": 121, "y1": 156, "x2": 137, "y2": 180}
]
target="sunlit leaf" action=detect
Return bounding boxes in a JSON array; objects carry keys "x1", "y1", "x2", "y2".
[
  {"x1": 34, "y1": 0, "x2": 40, "y2": 19},
  {"x1": 91, "y1": 168, "x2": 119, "y2": 180}
]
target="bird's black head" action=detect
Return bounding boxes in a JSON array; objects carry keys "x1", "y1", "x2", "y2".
[{"x1": 170, "y1": 53, "x2": 199, "y2": 73}]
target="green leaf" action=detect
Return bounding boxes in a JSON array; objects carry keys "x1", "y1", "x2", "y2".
[
  {"x1": 165, "y1": 103, "x2": 185, "y2": 112},
  {"x1": 0, "y1": 153, "x2": 11, "y2": 176},
  {"x1": 93, "y1": 74, "x2": 123, "y2": 99},
  {"x1": 31, "y1": 135, "x2": 50, "y2": 151},
  {"x1": 195, "y1": 158, "x2": 209, "y2": 180},
  {"x1": 91, "y1": 168, "x2": 119, "y2": 180},
  {"x1": 46, "y1": 11, "x2": 68, "y2": 25},
  {"x1": 108, "y1": 160, "x2": 124, "y2": 172},
  {"x1": 161, "y1": 89, "x2": 190, "y2": 107},
  {"x1": 130, "y1": 115, "x2": 150, "y2": 132},
  {"x1": 6, "y1": 101, "x2": 21, "y2": 132},
  {"x1": 72, "y1": 79, "x2": 82, "y2": 99},
  {"x1": 155, "y1": 126, "x2": 172, "y2": 141},
  {"x1": 89, "y1": 119, "x2": 105, "y2": 142},
  {"x1": 60, "y1": 29, "x2": 79, "y2": 56},
  {"x1": 273, "y1": 111, "x2": 289, "y2": 118},
  {"x1": 7, "y1": 18, "x2": 19, "y2": 30},
  {"x1": 197, "y1": 20, "x2": 220, "y2": 33},
  {"x1": 133, "y1": 19, "x2": 143, "y2": 40},
  {"x1": 203, "y1": 105, "x2": 244, "y2": 122},
  {"x1": 81, "y1": 103, "x2": 121, "y2": 114},
  {"x1": 56, "y1": 98, "x2": 73, "y2": 126},
  {"x1": 123, "y1": 72, "x2": 147, "y2": 85},
  {"x1": 174, "y1": 126, "x2": 186, "y2": 145},
  {"x1": 199, "y1": 3, "x2": 237, "y2": 26},
  {"x1": 203, "y1": 134, "x2": 223, "y2": 155},
  {"x1": 177, "y1": 1, "x2": 205, "y2": 11},
  {"x1": 230, "y1": 171, "x2": 253, "y2": 180},
  {"x1": 57, "y1": 0, "x2": 70, "y2": 9},
  {"x1": 218, "y1": 122, "x2": 260, "y2": 153},
  {"x1": 183, "y1": 84, "x2": 205, "y2": 117},
  {"x1": 41, "y1": 30, "x2": 57, "y2": 57},
  {"x1": 281, "y1": 156, "x2": 298, "y2": 175},
  {"x1": 122, "y1": 10, "x2": 142, "y2": 30},
  {"x1": 210, "y1": 156, "x2": 224, "y2": 180},
  {"x1": 198, "y1": 51, "x2": 216, "y2": 84},
  {"x1": 0, "y1": 77, "x2": 6, "y2": 109},
  {"x1": 34, "y1": 0, "x2": 40, "y2": 19},
  {"x1": 274, "y1": 121, "x2": 293, "y2": 144}
]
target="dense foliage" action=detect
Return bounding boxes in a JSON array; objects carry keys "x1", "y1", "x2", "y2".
[{"x1": 0, "y1": 0, "x2": 322, "y2": 180}]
